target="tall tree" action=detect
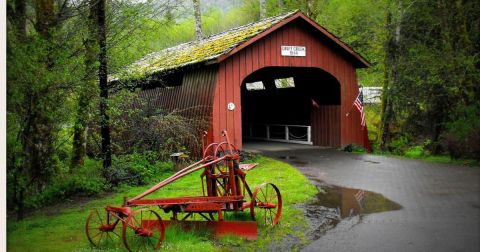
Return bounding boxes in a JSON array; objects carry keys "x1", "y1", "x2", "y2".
[
  {"x1": 193, "y1": 0, "x2": 203, "y2": 40},
  {"x1": 95, "y1": 0, "x2": 112, "y2": 172},
  {"x1": 259, "y1": 0, "x2": 266, "y2": 19},
  {"x1": 380, "y1": 0, "x2": 402, "y2": 151},
  {"x1": 7, "y1": 0, "x2": 27, "y2": 40},
  {"x1": 71, "y1": 0, "x2": 98, "y2": 170}
]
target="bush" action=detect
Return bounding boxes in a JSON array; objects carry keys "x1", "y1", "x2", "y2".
[
  {"x1": 442, "y1": 104, "x2": 480, "y2": 160},
  {"x1": 106, "y1": 90, "x2": 208, "y2": 159},
  {"x1": 404, "y1": 145, "x2": 425, "y2": 158},
  {"x1": 388, "y1": 135, "x2": 410, "y2": 155},
  {"x1": 107, "y1": 151, "x2": 172, "y2": 186},
  {"x1": 24, "y1": 159, "x2": 105, "y2": 209}
]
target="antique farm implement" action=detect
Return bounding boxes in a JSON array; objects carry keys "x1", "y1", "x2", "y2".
[{"x1": 85, "y1": 131, "x2": 282, "y2": 251}]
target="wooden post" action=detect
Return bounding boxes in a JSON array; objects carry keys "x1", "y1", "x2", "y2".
[
  {"x1": 266, "y1": 125, "x2": 270, "y2": 140},
  {"x1": 285, "y1": 125, "x2": 289, "y2": 140},
  {"x1": 307, "y1": 126, "x2": 312, "y2": 143}
]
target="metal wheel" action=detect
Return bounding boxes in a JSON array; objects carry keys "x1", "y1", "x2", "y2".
[
  {"x1": 251, "y1": 183, "x2": 282, "y2": 226},
  {"x1": 122, "y1": 209, "x2": 165, "y2": 252},
  {"x1": 85, "y1": 208, "x2": 121, "y2": 248}
]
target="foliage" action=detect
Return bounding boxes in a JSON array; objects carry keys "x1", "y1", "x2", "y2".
[
  {"x1": 106, "y1": 90, "x2": 208, "y2": 159},
  {"x1": 404, "y1": 145, "x2": 425, "y2": 159},
  {"x1": 107, "y1": 152, "x2": 173, "y2": 186},
  {"x1": 441, "y1": 103, "x2": 480, "y2": 160},
  {"x1": 379, "y1": 0, "x2": 480, "y2": 158},
  {"x1": 365, "y1": 104, "x2": 382, "y2": 150},
  {"x1": 9, "y1": 159, "x2": 105, "y2": 212}
]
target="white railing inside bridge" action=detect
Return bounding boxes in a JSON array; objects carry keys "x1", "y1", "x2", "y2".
[{"x1": 244, "y1": 123, "x2": 312, "y2": 145}]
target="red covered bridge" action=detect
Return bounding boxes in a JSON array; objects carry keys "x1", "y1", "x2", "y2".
[{"x1": 112, "y1": 10, "x2": 370, "y2": 150}]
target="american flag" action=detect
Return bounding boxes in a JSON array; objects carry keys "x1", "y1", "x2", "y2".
[{"x1": 354, "y1": 90, "x2": 365, "y2": 127}]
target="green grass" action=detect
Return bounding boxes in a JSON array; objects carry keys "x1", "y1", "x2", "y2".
[
  {"x1": 365, "y1": 150, "x2": 479, "y2": 167},
  {"x1": 7, "y1": 156, "x2": 317, "y2": 251}
]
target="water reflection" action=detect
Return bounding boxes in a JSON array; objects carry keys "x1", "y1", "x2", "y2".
[{"x1": 304, "y1": 181, "x2": 402, "y2": 240}]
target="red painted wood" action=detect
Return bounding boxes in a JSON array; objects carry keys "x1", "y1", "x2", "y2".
[
  {"x1": 211, "y1": 21, "x2": 364, "y2": 149},
  {"x1": 218, "y1": 12, "x2": 369, "y2": 68}
]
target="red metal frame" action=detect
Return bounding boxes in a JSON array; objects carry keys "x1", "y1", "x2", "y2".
[{"x1": 85, "y1": 131, "x2": 282, "y2": 251}]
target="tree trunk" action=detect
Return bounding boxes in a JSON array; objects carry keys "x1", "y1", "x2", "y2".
[
  {"x1": 7, "y1": 0, "x2": 27, "y2": 40},
  {"x1": 380, "y1": 1, "x2": 402, "y2": 151},
  {"x1": 95, "y1": 0, "x2": 112, "y2": 173},
  {"x1": 277, "y1": 0, "x2": 284, "y2": 10},
  {"x1": 71, "y1": 0, "x2": 99, "y2": 170},
  {"x1": 306, "y1": 0, "x2": 317, "y2": 19},
  {"x1": 193, "y1": 0, "x2": 203, "y2": 40},
  {"x1": 23, "y1": 0, "x2": 56, "y2": 190},
  {"x1": 70, "y1": 97, "x2": 89, "y2": 170},
  {"x1": 259, "y1": 0, "x2": 266, "y2": 19},
  {"x1": 34, "y1": 0, "x2": 55, "y2": 39}
]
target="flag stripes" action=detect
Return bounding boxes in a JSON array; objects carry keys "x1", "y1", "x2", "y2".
[{"x1": 354, "y1": 91, "x2": 365, "y2": 127}]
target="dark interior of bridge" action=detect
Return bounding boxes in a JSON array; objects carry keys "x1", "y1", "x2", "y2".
[{"x1": 241, "y1": 67, "x2": 340, "y2": 142}]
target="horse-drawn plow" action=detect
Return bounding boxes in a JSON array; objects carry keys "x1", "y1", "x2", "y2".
[{"x1": 85, "y1": 131, "x2": 282, "y2": 251}]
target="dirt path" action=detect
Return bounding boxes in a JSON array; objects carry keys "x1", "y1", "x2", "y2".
[{"x1": 244, "y1": 141, "x2": 480, "y2": 252}]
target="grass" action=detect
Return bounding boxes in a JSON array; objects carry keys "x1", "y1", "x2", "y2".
[
  {"x1": 357, "y1": 149, "x2": 479, "y2": 167},
  {"x1": 7, "y1": 156, "x2": 317, "y2": 251}
]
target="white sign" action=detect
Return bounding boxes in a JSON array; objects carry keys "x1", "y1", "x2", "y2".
[
  {"x1": 227, "y1": 102, "x2": 235, "y2": 111},
  {"x1": 281, "y1": 46, "x2": 306, "y2": 57}
]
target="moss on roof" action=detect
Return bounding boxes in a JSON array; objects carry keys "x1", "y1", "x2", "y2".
[{"x1": 112, "y1": 11, "x2": 298, "y2": 82}]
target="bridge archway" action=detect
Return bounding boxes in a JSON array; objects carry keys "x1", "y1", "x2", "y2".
[{"x1": 241, "y1": 66, "x2": 341, "y2": 147}]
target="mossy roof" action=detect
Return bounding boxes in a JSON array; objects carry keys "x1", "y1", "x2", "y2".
[
  {"x1": 112, "y1": 10, "x2": 370, "y2": 82},
  {"x1": 111, "y1": 11, "x2": 298, "y2": 82}
]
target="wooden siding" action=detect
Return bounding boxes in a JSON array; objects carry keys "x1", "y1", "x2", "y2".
[
  {"x1": 136, "y1": 65, "x2": 218, "y2": 120},
  {"x1": 311, "y1": 105, "x2": 341, "y2": 147},
  {"x1": 212, "y1": 19, "x2": 364, "y2": 149}
]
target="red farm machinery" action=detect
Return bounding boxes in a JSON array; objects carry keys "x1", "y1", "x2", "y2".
[{"x1": 85, "y1": 131, "x2": 282, "y2": 251}]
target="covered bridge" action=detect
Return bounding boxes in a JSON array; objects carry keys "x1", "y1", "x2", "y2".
[{"x1": 112, "y1": 10, "x2": 370, "y2": 150}]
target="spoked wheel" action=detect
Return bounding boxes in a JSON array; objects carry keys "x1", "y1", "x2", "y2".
[
  {"x1": 85, "y1": 208, "x2": 121, "y2": 248},
  {"x1": 251, "y1": 183, "x2": 282, "y2": 226},
  {"x1": 122, "y1": 209, "x2": 165, "y2": 252}
]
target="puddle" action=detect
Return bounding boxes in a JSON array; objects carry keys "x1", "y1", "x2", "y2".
[
  {"x1": 271, "y1": 178, "x2": 402, "y2": 250},
  {"x1": 269, "y1": 181, "x2": 402, "y2": 251},
  {"x1": 278, "y1": 155, "x2": 297, "y2": 160},
  {"x1": 303, "y1": 179, "x2": 402, "y2": 241}
]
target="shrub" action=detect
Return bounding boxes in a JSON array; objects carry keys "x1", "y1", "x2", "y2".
[
  {"x1": 442, "y1": 103, "x2": 480, "y2": 160},
  {"x1": 24, "y1": 159, "x2": 105, "y2": 209},
  {"x1": 388, "y1": 135, "x2": 410, "y2": 155},
  {"x1": 404, "y1": 145, "x2": 425, "y2": 158},
  {"x1": 107, "y1": 152, "x2": 172, "y2": 186},
  {"x1": 106, "y1": 90, "x2": 208, "y2": 160}
]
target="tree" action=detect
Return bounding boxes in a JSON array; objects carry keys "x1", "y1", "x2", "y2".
[
  {"x1": 7, "y1": 0, "x2": 84, "y2": 219},
  {"x1": 95, "y1": 0, "x2": 112, "y2": 172},
  {"x1": 380, "y1": 0, "x2": 402, "y2": 151},
  {"x1": 71, "y1": 0, "x2": 99, "y2": 170},
  {"x1": 380, "y1": 0, "x2": 480, "y2": 156},
  {"x1": 193, "y1": 0, "x2": 203, "y2": 40},
  {"x1": 259, "y1": 0, "x2": 266, "y2": 18},
  {"x1": 7, "y1": 0, "x2": 27, "y2": 40}
]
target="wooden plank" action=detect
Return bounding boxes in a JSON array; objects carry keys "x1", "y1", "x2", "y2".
[
  {"x1": 258, "y1": 39, "x2": 265, "y2": 68},
  {"x1": 225, "y1": 59, "x2": 234, "y2": 138},
  {"x1": 232, "y1": 54, "x2": 240, "y2": 146}
]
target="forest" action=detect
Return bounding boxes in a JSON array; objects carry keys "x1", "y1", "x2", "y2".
[{"x1": 5, "y1": 0, "x2": 480, "y2": 222}]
